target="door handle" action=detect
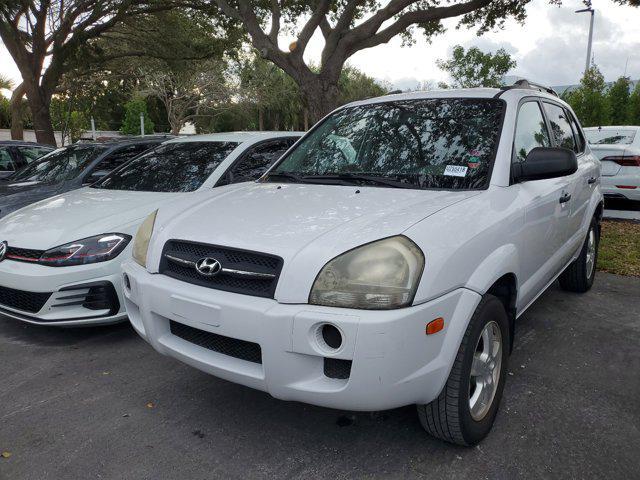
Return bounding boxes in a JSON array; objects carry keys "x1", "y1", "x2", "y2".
[
  {"x1": 559, "y1": 193, "x2": 572, "y2": 204},
  {"x1": 588, "y1": 177, "x2": 597, "y2": 184}
]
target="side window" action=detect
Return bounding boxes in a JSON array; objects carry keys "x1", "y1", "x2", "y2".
[
  {"x1": 543, "y1": 103, "x2": 576, "y2": 152},
  {"x1": 91, "y1": 144, "x2": 153, "y2": 176},
  {"x1": 565, "y1": 110, "x2": 586, "y2": 153},
  {"x1": 17, "y1": 147, "x2": 52, "y2": 163},
  {"x1": 513, "y1": 101, "x2": 551, "y2": 163},
  {"x1": 0, "y1": 148, "x2": 16, "y2": 172},
  {"x1": 224, "y1": 139, "x2": 295, "y2": 185}
]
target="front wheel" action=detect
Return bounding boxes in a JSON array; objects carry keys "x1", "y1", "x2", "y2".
[
  {"x1": 559, "y1": 217, "x2": 600, "y2": 293},
  {"x1": 417, "y1": 294, "x2": 509, "y2": 446}
]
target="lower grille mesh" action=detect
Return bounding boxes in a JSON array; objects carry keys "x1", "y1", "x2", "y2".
[
  {"x1": 324, "y1": 358, "x2": 352, "y2": 380},
  {"x1": 0, "y1": 285, "x2": 51, "y2": 313},
  {"x1": 170, "y1": 320, "x2": 262, "y2": 364}
]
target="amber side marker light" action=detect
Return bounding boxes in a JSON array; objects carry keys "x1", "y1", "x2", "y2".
[{"x1": 426, "y1": 317, "x2": 445, "y2": 335}]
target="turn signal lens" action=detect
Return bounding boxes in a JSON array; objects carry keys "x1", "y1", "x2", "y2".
[{"x1": 426, "y1": 317, "x2": 444, "y2": 335}]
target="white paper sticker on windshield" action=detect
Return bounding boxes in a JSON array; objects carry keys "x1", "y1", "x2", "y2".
[{"x1": 444, "y1": 165, "x2": 468, "y2": 177}]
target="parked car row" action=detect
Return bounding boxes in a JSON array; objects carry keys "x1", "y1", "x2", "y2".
[{"x1": 0, "y1": 81, "x2": 608, "y2": 446}]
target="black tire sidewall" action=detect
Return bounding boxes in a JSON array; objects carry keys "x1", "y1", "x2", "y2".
[
  {"x1": 584, "y1": 219, "x2": 600, "y2": 287},
  {"x1": 457, "y1": 296, "x2": 510, "y2": 445}
]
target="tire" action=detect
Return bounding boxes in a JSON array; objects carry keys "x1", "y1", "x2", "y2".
[
  {"x1": 559, "y1": 217, "x2": 600, "y2": 293},
  {"x1": 417, "y1": 294, "x2": 510, "y2": 446}
]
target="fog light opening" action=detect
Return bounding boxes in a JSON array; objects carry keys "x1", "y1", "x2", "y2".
[{"x1": 316, "y1": 323, "x2": 343, "y2": 352}]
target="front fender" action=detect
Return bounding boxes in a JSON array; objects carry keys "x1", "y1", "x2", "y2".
[{"x1": 465, "y1": 243, "x2": 519, "y2": 296}]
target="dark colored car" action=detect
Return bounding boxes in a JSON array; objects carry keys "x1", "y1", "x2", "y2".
[
  {"x1": 0, "y1": 141, "x2": 55, "y2": 178},
  {"x1": 0, "y1": 138, "x2": 167, "y2": 219}
]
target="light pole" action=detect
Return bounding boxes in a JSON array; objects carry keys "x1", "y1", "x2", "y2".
[{"x1": 576, "y1": 3, "x2": 595, "y2": 75}]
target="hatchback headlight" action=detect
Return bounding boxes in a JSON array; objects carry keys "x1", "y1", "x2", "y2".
[
  {"x1": 309, "y1": 236, "x2": 424, "y2": 310},
  {"x1": 132, "y1": 210, "x2": 158, "y2": 268},
  {"x1": 39, "y1": 234, "x2": 131, "y2": 267}
]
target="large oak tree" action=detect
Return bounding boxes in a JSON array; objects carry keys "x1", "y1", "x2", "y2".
[{"x1": 0, "y1": 1, "x2": 172, "y2": 145}]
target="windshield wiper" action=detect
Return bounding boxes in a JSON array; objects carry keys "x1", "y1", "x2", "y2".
[{"x1": 305, "y1": 173, "x2": 416, "y2": 189}]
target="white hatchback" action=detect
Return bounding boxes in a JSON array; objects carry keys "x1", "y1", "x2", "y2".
[
  {"x1": 124, "y1": 83, "x2": 603, "y2": 445},
  {"x1": 0, "y1": 132, "x2": 300, "y2": 326},
  {"x1": 584, "y1": 126, "x2": 640, "y2": 201}
]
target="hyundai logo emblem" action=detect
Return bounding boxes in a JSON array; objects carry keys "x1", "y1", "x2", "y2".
[
  {"x1": 195, "y1": 257, "x2": 222, "y2": 277},
  {"x1": 0, "y1": 241, "x2": 7, "y2": 262}
]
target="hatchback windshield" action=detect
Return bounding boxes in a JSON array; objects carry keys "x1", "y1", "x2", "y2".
[
  {"x1": 267, "y1": 98, "x2": 504, "y2": 190},
  {"x1": 585, "y1": 129, "x2": 637, "y2": 145},
  {"x1": 93, "y1": 141, "x2": 238, "y2": 192},
  {"x1": 9, "y1": 145, "x2": 107, "y2": 183}
]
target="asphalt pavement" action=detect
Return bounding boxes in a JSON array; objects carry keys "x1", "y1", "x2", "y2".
[{"x1": 1, "y1": 272, "x2": 639, "y2": 480}]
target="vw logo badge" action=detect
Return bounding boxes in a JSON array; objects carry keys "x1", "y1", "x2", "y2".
[
  {"x1": 195, "y1": 257, "x2": 222, "y2": 277},
  {"x1": 0, "y1": 241, "x2": 7, "y2": 262}
]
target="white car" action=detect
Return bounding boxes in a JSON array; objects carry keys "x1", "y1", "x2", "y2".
[
  {"x1": 584, "y1": 126, "x2": 640, "y2": 201},
  {"x1": 0, "y1": 132, "x2": 301, "y2": 326},
  {"x1": 123, "y1": 82, "x2": 603, "y2": 445}
]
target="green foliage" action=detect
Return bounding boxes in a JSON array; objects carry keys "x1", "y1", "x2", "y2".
[
  {"x1": 629, "y1": 82, "x2": 640, "y2": 125},
  {"x1": 120, "y1": 98, "x2": 154, "y2": 135},
  {"x1": 50, "y1": 98, "x2": 89, "y2": 143},
  {"x1": 0, "y1": 96, "x2": 10, "y2": 129},
  {"x1": 437, "y1": 45, "x2": 516, "y2": 88},
  {"x1": 607, "y1": 76, "x2": 631, "y2": 125},
  {"x1": 562, "y1": 66, "x2": 610, "y2": 127},
  {"x1": 339, "y1": 66, "x2": 388, "y2": 104}
]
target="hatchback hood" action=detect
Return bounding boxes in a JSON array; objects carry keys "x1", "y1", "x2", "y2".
[
  {"x1": 152, "y1": 182, "x2": 481, "y2": 268},
  {"x1": 0, "y1": 187, "x2": 179, "y2": 249}
]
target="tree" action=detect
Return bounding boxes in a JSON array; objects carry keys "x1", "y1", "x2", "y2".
[
  {"x1": 120, "y1": 98, "x2": 155, "y2": 135},
  {"x1": 436, "y1": 45, "x2": 515, "y2": 88},
  {"x1": 627, "y1": 82, "x2": 640, "y2": 125},
  {"x1": 607, "y1": 76, "x2": 631, "y2": 125},
  {"x1": 190, "y1": 0, "x2": 530, "y2": 124},
  {"x1": 0, "y1": 1, "x2": 173, "y2": 145},
  {"x1": 0, "y1": 74, "x2": 13, "y2": 91},
  {"x1": 563, "y1": 66, "x2": 609, "y2": 127}
]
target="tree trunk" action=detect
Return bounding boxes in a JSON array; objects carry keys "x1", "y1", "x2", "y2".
[
  {"x1": 10, "y1": 83, "x2": 26, "y2": 140},
  {"x1": 299, "y1": 77, "x2": 341, "y2": 127},
  {"x1": 258, "y1": 107, "x2": 265, "y2": 131},
  {"x1": 25, "y1": 89, "x2": 57, "y2": 146}
]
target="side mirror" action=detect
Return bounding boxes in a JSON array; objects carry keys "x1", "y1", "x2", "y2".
[{"x1": 513, "y1": 147, "x2": 578, "y2": 182}]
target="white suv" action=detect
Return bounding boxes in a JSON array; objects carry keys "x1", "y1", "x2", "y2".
[{"x1": 123, "y1": 82, "x2": 603, "y2": 445}]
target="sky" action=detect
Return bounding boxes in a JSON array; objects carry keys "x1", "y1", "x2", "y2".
[{"x1": 1, "y1": 0, "x2": 639, "y2": 92}]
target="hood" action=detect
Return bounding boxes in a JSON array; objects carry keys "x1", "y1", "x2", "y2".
[
  {"x1": 0, "y1": 181, "x2": 65, "y2": 219},
  {"x1": 0, "y1": 187, "x2": 180, "y2": 249},
  {"x1": 150, "y1": 182, "x2": 481, "y2": 300}
]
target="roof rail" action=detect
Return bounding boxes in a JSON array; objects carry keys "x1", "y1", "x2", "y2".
[{"x1": 498, "y1": 79, "x2": 559, "y2": 97}]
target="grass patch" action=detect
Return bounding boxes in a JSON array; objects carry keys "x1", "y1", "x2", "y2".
[{"x1": 597, "y1": 220, "x2": 640, "y2": 277}]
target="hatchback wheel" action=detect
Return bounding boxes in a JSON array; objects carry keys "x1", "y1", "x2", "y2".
[{"x1": 417, "y1": 294, "x2": 509, "y2": 446}]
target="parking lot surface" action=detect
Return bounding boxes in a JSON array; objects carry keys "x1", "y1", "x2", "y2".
[{"x1": 1, "y1": 272, "x2": 639, "y2": 480}]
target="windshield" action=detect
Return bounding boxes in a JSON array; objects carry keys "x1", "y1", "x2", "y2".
[
  {"x1": 93, "y1": 141, "x2": 239, "y2": 192},
  {"x1": 585, "y1": 129, "x2": 637, "y2": 145},
  {"x1": 267, "y1": 98, "x2": 505, "y2": 190},
  {"x1": 9, "y1": 145, "x2": 107, "y2": 183}
]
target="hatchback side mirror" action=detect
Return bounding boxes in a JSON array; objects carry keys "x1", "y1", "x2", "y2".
[{"x1": 513, "y1": 147, "x2": 578, "y2": 182}]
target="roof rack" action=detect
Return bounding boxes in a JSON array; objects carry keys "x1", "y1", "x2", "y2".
[{"x1": 498, "y1": 79, "x2": 559, "y2": 97}]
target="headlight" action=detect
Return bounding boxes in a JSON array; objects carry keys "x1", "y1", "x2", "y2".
[
  {"x1": 132, "y1": 210, "x2": 157, "y2": 267},
  {"x1": 309, "y1": 236, "x2": 424, "y2": 310},
  {"x1": 39, "y1": 233, "x2": 131, "y2": 267}
]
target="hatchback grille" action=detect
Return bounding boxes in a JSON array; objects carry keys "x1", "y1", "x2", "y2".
[
  {"x1": 170, "y1": 320, "x2": 262, "y2": 364},
  {"x1": 6, "y1": 246, "x2": 44, "y2": 262},
  {"x1": 0, "y1": 285, "x2": 51, "y2": 313},
  {"x1": 52, "y1": 282, "x2": 120, "y2": 315},
  {"x1": 159, "y1": 240, "x2": 283, "y2": 298}
]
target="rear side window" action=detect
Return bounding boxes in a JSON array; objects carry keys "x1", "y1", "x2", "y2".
[
  {"x1": 0, "y1": 148, "x2": 16, "y2": 172},
  {"x1": 565, "y1": 110, "x2": 585, "y2": 153},
  {"x1": 513, "y1": 101, "x2": 551, "y2": 162},
  {"x1": 222, "y1": 139, "x2": 296, "y2": 185},
  {"x1": 543, "y1": 103, "x2": 576, "y2": 151}
]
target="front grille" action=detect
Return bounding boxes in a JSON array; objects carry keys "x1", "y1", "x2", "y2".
[
  {"x1": 324, "y1": 358, "x2": 352, "y2": 380},
  {"x1": 0, "y1": 285, "x2": 51, "y2": 313},
  {"x1": 52, "y1": 282, "x2": 120, "y2": 315},
  {"x1": 170, "y1": 320, "x2": 262, "y2": 364},
  {"x1": 6, "y1": 246, "x2": 44, "y2": 262},
  {"x1": 159, "y1": 240, "x2": 283, "y2": 298}
]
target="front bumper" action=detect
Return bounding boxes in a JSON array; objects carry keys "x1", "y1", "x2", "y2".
[
  {"x1": 123, "y1": 260, "x2": 482, "y2": 411},
  {"x1": 0, "y1": 258, "x2": 127, "y2": 326}
]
